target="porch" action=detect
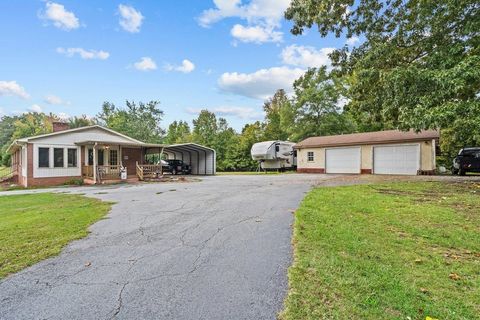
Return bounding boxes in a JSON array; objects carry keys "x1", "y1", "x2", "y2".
[
  {"x1": 81, "y1": 163, "x2": 164, "y2": 183},
  {"x1": 78, "y1": 141, "x2": 215, "y2": 184},
  {"x1": 78, "y1": 140, "x2": 165, "y2": 184}
]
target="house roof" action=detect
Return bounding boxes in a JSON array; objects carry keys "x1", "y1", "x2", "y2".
[
  {"x1": 15, "y1": 125, "x2": 144, "y2": 144},
  {"x1": 294, "y1": 130, "x2": 440, "y2": 149},
  {"x1": 7, "y1": 125, "x2": 146, "y2": 153}
]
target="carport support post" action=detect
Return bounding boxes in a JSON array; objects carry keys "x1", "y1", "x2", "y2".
[{"x1": 159, "y1": 147, "x2": 164, "y2": 175}]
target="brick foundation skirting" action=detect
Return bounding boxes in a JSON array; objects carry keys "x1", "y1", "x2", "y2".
[
  {"x1": 361, "y1": 169, "x2": 373, "y2": 174},
  {"x1": 297, "y1": 168, "x2": 325, "y2": 174},
  {"x1": 27, "y1": 176, "x2": 83, "y2": 187}
]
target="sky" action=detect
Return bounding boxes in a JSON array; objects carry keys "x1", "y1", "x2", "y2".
[{"x1": 0, "y1": 0, "x2": 358, "y2": 131}]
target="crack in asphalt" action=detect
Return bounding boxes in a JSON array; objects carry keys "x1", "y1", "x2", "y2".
[{"x1": 0, "y1": 175, "x2": 338, "y2": 320}]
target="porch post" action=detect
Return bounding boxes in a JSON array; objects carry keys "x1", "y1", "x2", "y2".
[
  {"x1": 119, "y1": 145, "x2": 122, "y2": 167},
  {"x1": 93, "y1": 143, "x2": 97, "y2": 184}
]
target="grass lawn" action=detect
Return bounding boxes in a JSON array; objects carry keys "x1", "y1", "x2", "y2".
[
  {"x1": 0, "y1": 193, "x2": 112, "y2": 279},
  {"x1": 280, "y1": 181, "x2": 480, "y2": 320}
]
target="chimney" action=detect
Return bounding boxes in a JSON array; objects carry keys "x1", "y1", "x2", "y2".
[{"x1": 52, "y1": 121, "x2": 69, "y2": 132}]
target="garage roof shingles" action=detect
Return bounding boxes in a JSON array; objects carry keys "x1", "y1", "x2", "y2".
[{"x1": 295, "y1": 129, "x2": 439, "y2": 149}]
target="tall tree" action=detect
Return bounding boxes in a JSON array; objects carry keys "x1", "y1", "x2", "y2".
[
  {"x1": 285, "y1": 0, "x2": 480, "y2": 159},
  {"x1": 165, "y1": 120, "x2": 192, "y2": 144},
  {"x1": 263, "y1": 89, "x2": 293, "y2": 141},
  {"x1": 292, "y1": 67, "x2": 355, "y2": 141},
  {"x1": 192, "y1": 110, "x2": 218, "y2": 147},
  {"x1": 97, "y1": 100, "x2": 164, "y2": 143}
]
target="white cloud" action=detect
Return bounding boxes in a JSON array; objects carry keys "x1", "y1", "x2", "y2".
[
  {"x1": 40, "y1": 2, "x2": 80, "y2": 31},
  {"x1": 281, "y1": 45, "x2": 334, "y2": 68},
  {"x1": 30, "y1": 104, "x2": 43, "y2": 113},
  {"x1": 186, "y1": 106, "x2": 263, "y2": 120},
  {"x1": 231, "y1": 24, "x2": 282, "y2": 43},
  {"x1": 118, "y1": 4, "x2": 144, "y2": 33},
  {"x1": 57, "y1": 47, "x2": 110, "y2": 60},
  {"x1": 0, "y1": 81, "x2": 30, "y2": 99},
  {"x1": 218, "y1": 66, "x2": 305, "y2": 100},
  {"x1": 164, "y1": 59, "x2": 196, "y2": 73},
  {"x1": 44, "y1": 94, "x2": 70, "y2": 105},
  {"x1": 199, "y1": 0, "x2": 290, "y2": 44},
  {"x1": 346, "y1": 36, "x2": 360, "y2": 46},
  {"x1": 134, "y1": 57, "x2": 157, "y2": 71}
]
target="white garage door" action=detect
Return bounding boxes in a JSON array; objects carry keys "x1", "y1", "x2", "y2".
[
  {"x1": 374, "y1": 145, "x2": 419, "y2": 175},
  {"x1": 325, "y1": 147, "x2": 361, "y2": 174}
]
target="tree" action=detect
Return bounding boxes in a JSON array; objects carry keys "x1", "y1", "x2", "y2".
[
  {"x1": 215, "y1": 117, "x2": 238, "y2": 171},
  {"x1": 97, "y1": 100, "x2": 165, "y2": 143},
  {"x1": 165, "y1": 120, "x2": 192, "y2": 144},
  {"x1": 0, "y1": 113, "x2": 56, "y2": 166},
  {"x1": 285, "y1": 0, "x2": 480, "y2": 159},
  {"x1": 68, "y1": 115, "x2": 95, "y2": 129},
  {"x1": 226, "y1": 122, "x2": 265, "y2": 171},
  {"x1": 192, "y1": 110, "x2": 218, "y2": 147},
  {"x1": 291, "y1": 67, "x2": 355, "y2": 141},
  {"x1": 0, "y1": 115, "x2": 20, "y2": 166},
  {"x1": 263, "y1": 89, "x2": 292, "y2": 141}
]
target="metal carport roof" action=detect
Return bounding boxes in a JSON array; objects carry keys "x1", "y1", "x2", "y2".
[{"x1": 146, "y1": 143, "x2": 216, "y2": 175}]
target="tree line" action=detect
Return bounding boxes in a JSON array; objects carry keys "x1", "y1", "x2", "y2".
[{"x1": 1, "y1": 0, "x2": 478, "y2": 170}]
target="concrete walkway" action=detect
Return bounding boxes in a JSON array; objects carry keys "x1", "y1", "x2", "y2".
[{"x1": 0, "y1": 174, "x2": 334, "y2": 320}]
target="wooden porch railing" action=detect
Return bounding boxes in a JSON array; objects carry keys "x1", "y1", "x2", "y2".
[
  {"x1": 136, "y1": 162, "x2": 143, "y2": 181},
  {"x1": 97, "y1": 165, "x2": 122, "y2": 181},
  {"x1": 82, "y1": 165, "x2": 122, "y2": 181},
  {"x1": 136, "y1": 162, "x2": 162, "y2": 181}
]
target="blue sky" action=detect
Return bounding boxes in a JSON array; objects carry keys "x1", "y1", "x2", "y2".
[{"x1": 0, "y1": 0, "x2": 357, "y2": 131}]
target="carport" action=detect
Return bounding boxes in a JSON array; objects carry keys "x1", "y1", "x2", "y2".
[{"x1": 162, "y1": 143, "x2": 216, "y2": 175}]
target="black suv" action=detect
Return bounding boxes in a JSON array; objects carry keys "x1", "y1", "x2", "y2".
[
  {"x1": 162, "y1": 159, "x2": 192, "y2": 175},
  {"x1": 452, "y1": 147, "x2": 480, "y2": 175}
]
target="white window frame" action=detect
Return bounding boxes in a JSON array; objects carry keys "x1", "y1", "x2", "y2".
[{"x1": 307, "y1": 151, "x2": 314, "y2": 162}]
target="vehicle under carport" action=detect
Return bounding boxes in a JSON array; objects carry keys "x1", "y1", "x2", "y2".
[{"x1": 145, "y1": 143, "x2": 216, "y2": 175}]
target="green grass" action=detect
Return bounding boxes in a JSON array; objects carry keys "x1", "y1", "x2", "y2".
[
  {"x1": 280, "y1": 181, "x2": 480, "y2": 320},
  {"x1": 0, "y1": 193, "x2": 112, "y2": 279}
]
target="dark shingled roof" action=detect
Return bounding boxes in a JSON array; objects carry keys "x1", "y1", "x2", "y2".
[{"x1": 295, "y1": 130, "x2": 440, "y2": 149}]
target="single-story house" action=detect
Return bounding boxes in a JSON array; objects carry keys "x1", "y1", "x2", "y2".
[
  {"x1": 295, "y1": 130, "x2": 440, "y2": 175},
  {"x1": 7, "y1": 123, "x2": 216, "y2": 187}
]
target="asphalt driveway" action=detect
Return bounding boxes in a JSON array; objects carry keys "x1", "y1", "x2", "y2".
[{"x1": 0, "y1": 174, "x2": 334, "y2": 320}]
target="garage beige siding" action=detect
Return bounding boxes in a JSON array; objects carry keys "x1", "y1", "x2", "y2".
[
  {"x1": 420, "y1": 140, "x2": 435, "y2": 171},
  {"x1": 361, "y1": 145, "x2": 373, "y2": 172},
  {"x1": 297, "y1": 148, "x2": 325, "y2": 173},
  {"x1": 297, "y1": 140, "x2": 436, "y2": 174}
]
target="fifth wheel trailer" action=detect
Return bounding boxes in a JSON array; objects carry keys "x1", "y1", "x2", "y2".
[{"x1": 251, "y1": 141, "x2": 296, "y2": 170}]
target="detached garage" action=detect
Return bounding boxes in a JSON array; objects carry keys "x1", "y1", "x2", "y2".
[{"x1": 295, "y1": 130, "x2": 439, "y2": 175}]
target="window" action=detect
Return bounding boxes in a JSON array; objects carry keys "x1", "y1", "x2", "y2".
[
  {"x1": 307, "y1": 151, "x2": 314, "y2": 162},
  {"x1": 109, "y1": 150, "x2": 118, "y2": 166},
  {"x1": 98, "y1": 149, "x2": 104, "y2": 166},
  {"x1": 54, "y1": 148, "x2": 64, "y2": 168},
  {"x1": 68, "y1": 149, "x2": 77, "y2": 167},
  {"x1": 38, "y1": 148, "x2": 50, "y2": 168}
]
